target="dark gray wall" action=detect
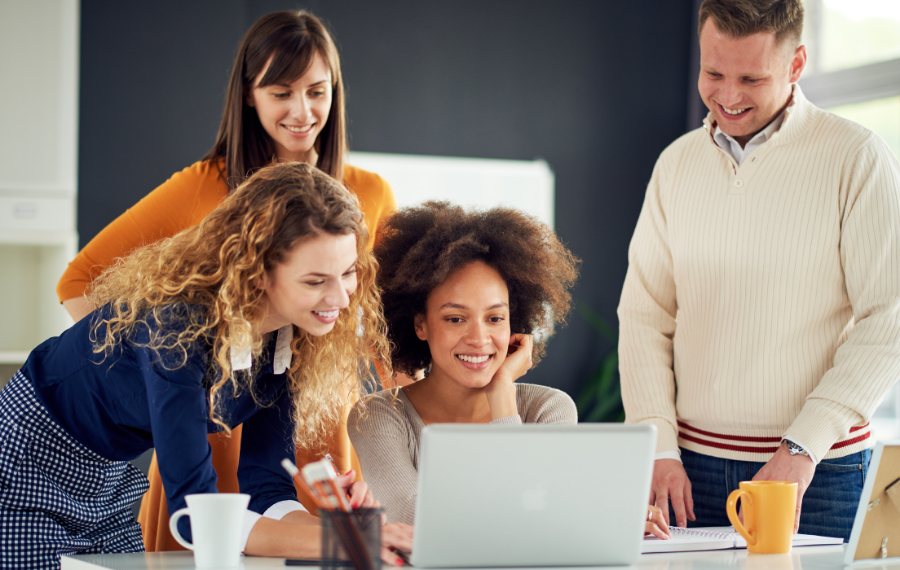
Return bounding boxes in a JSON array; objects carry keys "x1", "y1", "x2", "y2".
[{"x1": 80, "y1": 0, "x2": 696, "y2": 399}]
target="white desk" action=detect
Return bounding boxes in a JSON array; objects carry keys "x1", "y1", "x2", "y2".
[{"x1": 60, "y1": 546, "x2": 900, "y2": 570}]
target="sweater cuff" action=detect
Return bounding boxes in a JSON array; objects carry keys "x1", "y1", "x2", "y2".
[
  {"x1": 263, "y1": 500, "x2": 308, "y2": 520},
  {"x1": 240, "y1": 509, "x2": 263, "y2": 553},
  {"x1": 490, "y1": 414, "x2": 523, "y2": 425},
  {"x1": 786, "y1": 401, "x2": 864, "y2": 462},
  {"x1": 633, "y1": 417, "x2": 679, "y2": 455}
]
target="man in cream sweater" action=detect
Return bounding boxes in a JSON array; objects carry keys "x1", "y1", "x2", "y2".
[{"x1": 618, "y1": 0, "x2": 900, "y2": 541}]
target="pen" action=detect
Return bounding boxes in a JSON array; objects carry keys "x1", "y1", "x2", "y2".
[
  {"x1": 284, "y1": 458, "x2": 375, "y2": 570},
  {"x1": 281, "y1": 459, "x2": 329, "y2": 510},
  {"x1": 325, "y1": 453, "x2": 340, "y2": 474},
  {"x1": 325, "y1": 453, "x2": 357, "y2": 507},
  {"x1": 391, "y1": 547, "x2": 411, "y2": 566},
  {"x1": 304, "y1": 460, "x2": 353, "y2": 512}
]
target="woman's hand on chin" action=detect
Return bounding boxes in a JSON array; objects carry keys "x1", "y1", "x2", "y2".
[
  {"x1": 483, "y1": 334, "x2": 533, "y2": 420},
  {"x1": 500, "y1": 333, "x2": 533, "y2": 381}
]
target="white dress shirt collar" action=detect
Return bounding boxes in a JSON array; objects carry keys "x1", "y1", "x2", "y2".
[
  {"x1": 713, "y1": 108, "x2": 786, "y2": 167},
  {"x1": 230, "y1": 324, "x2": 293, "y2": 375}
]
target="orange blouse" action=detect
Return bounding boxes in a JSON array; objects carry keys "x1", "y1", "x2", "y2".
[
  {"x1": 57, "y1": 160, "x2": 395, "y2": 301},
  {"x1": 56, "y1": 159, "x2": 397, "y2": 551}
]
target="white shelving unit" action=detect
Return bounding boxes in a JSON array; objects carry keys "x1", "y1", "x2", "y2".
[{"x1": 0, "y1": 0, "x2": 79, "y2": 364}]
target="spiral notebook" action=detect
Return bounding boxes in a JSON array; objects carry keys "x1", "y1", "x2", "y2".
[{"x1": 642, "y1": 526, "x2": 843, "y2": 554}]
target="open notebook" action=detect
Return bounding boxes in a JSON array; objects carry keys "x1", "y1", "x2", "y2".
[{"x1": 642, "y1": 526, "x2": 844, "y2": 554}]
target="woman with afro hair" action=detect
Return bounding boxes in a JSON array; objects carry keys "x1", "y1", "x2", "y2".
[
  {"x1": 348, "y1": 202, "x2": 671, "y2": 540},
  {"x1": 348, "y1": 201, "x2": 581, "y2": 526}
]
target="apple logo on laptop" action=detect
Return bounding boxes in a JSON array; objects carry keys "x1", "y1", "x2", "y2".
[{"x1": 521, "y1": 484, "x2": 548, "y2": 511}]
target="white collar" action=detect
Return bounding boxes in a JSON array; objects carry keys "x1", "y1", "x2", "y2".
[
  {"x1": 230, "y1": 324, "x2": 293, "y2": 375},
  {"x1": 713, "y1": 107, "x2": 785, "y2": 153}
]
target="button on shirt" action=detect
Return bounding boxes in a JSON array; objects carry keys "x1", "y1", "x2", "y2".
[{"x1": 712, "y1": 110, "x2": 785, "y2": 167}]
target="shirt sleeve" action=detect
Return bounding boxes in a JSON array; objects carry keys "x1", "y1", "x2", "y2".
[
  {"x1": 655, "y1": 450, "x2": 682, "y2": 462},
  {"x1": 372, "y1": 178, "x2": 398, "y2": 250},
  {"x1": 237, "y1": 381, "x2": 299, "y2": 515},
  {"x1": 780, "y1": 436, "x2": 818, "y2": 465},
  {"x1": 134, "y1": 315, "x2": 218, "y2": 542},
  {"x1": 344, "y1": 166, "x2": 397, "y2": 249},
  {"x1": 56, "y1": 163, "x2": 219, "y2": 302},
  {"x1": 519, "y1": 385, "x2": 579, "y2": 424},
  {"x1": 348, "y1": 394, "x2": 418, "y2": 525},
  {"x1": 373, "y1": 176, "x2": 398, "y2": 223},
  {"x1": 490, "y1": 415, "x2": 523, "y2": 425},
  {"x1": 786, "y1": 135, "x2": 900, "y2": 460},
  {"x1": 617, "y1": 154, "x2": 680, "y2": 454}
]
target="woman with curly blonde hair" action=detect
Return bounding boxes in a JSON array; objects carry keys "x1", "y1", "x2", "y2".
[
  {"x1": 58, "y1": 10, "x2": 398, "y2": 551},
  {"x1": 0, "y1": 163, "x2": 411, "y2": 568}
]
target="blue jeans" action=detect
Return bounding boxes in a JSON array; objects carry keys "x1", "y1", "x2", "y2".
[{"x1": 679, "y1": 447, "x2": 871, "y2": 541}]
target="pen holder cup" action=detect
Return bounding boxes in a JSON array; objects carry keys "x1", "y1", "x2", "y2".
[{"x1": 320, "y1": 508, "x2": 383, "y2": 570}]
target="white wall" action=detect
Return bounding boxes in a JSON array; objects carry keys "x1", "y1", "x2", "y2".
[
  {"x1": 348, "y1": 152, "x2": 555, "y2": 228},
  {"x1": 0, "y1": 0, "x2": 79, "y2": 362}
]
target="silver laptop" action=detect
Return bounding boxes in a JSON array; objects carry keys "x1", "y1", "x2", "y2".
[{"x1": 410, "y1": 423, "x2": 657, "y2": 567}]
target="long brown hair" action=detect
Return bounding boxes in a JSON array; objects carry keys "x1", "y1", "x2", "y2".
[
  {"x1": 204, "y1": 11, "x2": 347, "y2": 189},
  {"x1": 88, "y1": 163, "x2": 388, "y2": 448}
]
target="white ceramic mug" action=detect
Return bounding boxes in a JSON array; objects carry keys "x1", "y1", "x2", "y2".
[{"x1": 169, "y1": 493, "x2": 250, "y2": 568}]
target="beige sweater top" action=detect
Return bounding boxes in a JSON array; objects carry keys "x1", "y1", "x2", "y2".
[
  {"x1": 348, "y1": 383, "x2": 577, "y2": 524},
  {"x1": 618, "y1": 85, "x2": 900, "y2": 463}
]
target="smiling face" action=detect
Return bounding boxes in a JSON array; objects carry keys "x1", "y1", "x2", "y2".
[
  {"x1": 414, "y1": 261, "x2": 511, "y2": 389},
  {"x1": 698, "y1": 19, "x2": 806, "y2": 146},
  {"x1": 258, "y1": 231, "x2": 358, "y2": 336},
  {"x1": 247, "y1": 51, "x2": 333, "y2": 164}
]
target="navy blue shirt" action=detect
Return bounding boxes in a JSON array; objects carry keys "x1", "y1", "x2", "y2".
[{"x1": 23, "y1": 304, "x2": 298, "y2": 523}]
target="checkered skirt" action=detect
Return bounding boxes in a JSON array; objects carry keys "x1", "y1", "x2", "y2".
[{"x1": 0, "y1": 370, "x2": 149, "y2": 569}]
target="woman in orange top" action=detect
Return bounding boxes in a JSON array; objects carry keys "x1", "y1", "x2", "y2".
[{"x1": 56, "y1": 10, "x2": 396, "y2": 552}]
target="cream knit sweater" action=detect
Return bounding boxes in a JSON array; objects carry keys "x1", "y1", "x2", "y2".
[{"x1": 618, "y1": 85, "x2": 900, "y2": 463}]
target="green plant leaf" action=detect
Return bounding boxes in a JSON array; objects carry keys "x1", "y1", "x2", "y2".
[
  {"x1": 575, "y1": 300, "x2": 618, "y2": 344},
  {"x1": 574, "y1": 301, "x2": 625, "y2": 423}
]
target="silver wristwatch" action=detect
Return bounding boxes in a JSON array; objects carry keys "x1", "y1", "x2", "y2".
[{"x1": 782, "y1": 439, "x2": 810, "y2": 457}]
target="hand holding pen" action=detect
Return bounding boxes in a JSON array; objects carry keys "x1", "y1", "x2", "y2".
[
  {"x1": 334, "y1": 471, "x2": 378, "y2": 510},
  {"x1": 323, "y1": 460, "x2": 412, "y2": 565},
  {"x1": 282, "y1": 458, "x2": 412, "y2": 566},
  {"x1": 309, "y1": 455, "x2": 379, "y2": 511}
]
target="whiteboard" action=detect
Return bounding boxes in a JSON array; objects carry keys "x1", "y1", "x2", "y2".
[{"x1": 347, "y1": 152, "x2": 555, "y2": 229}]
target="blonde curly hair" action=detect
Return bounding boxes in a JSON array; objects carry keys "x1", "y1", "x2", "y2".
[{"x1": 87, "y1": 162, "x2": 390, "y2": 449}]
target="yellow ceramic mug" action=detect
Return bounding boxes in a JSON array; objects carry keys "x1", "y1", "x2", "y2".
[{"x1": 726, "y1": 481, "x2": 797, "y2": 554}]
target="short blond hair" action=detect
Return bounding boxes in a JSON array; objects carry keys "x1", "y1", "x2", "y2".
[{"x1": 699, "y1": 0, "x2": 804, "y2": 49}]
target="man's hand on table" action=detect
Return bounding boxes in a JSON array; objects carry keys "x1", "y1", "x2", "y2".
[{"x1": 651, "y1": 458, "x2": 696, "y2": 528}]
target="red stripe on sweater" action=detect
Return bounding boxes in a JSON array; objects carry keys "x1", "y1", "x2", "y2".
[
  {"x1": 677, "y1": 421, "x2": 870, "y2": 442},
  {"x1": 678, "y1": 432, "x2": 780, "y2": 454},
  {"x1": 830, "y1": 431, "x2": 871, "y2": 449},
  {"x1": 679, "y1": 426, "x2": 871, "y2": 453},
  {"x1": 677, "y1": 421, "x2": 780, "y2": 442}
]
